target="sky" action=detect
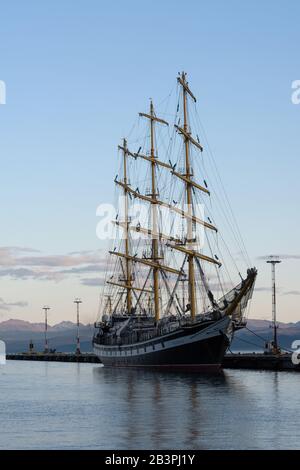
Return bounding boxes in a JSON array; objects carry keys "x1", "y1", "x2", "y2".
[{"x1": 0, "y1": 0, "x2": 299, "y2": 324}]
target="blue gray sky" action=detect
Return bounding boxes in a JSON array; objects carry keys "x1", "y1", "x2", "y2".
[{"x1": 0, "y1": 0, "x2": 299, "y2": 324}]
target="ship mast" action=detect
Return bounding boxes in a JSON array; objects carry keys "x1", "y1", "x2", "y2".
[
  {"x1": 139, "y1": 101, "x2": 168, "y2": 322},
  {"x1": 110, "y1": 73, "x2": 223, "y2": 319},
  {"x1": 150, "y1": 101, "x2": 160, "y2": 322},
  {"x1": 179, "y1": 72, "x2": 197, "y2": 321},
  {"x1": 122, "y1": 139, "x2": 132, "y2": 314}
]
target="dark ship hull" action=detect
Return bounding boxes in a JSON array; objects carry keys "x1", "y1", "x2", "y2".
[{"x1": 93, "y1": 316, "x2": 231, "y2": 371}]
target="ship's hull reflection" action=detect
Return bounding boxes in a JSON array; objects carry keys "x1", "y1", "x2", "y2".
[{"x1": 92, "y1": 366, "x2": 241, "y2": 449}]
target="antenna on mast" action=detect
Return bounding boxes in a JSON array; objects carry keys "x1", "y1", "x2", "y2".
[{"x1": 266, "y1": 256, "x2": 281, "y2": 354}]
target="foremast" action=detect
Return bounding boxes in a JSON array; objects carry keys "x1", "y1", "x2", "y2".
[
  {"x1": 139, "y1": 101, "x2": 168, "y2": 322},
  {"x1": 113, "y1": 103, "x2": 169, "y2": 321},
  {"x1": 122, "y1": 139, "x2": 132, "y2": 314}
]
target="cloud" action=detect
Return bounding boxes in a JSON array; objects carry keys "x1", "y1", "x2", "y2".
[
  {"x1": 67, "y1": 250, "x2": 99, "y2": 256},
  {"x1": 282, "y1": 290, "x2": 300, "y2": 296},
  {"x1": 207, "y1": 282, "x2": 235, "y2": 292},
  {"x1": 0, "y1": 247, "x2": 103, "y2": 268},
  {"x1": 0, "y1": 298, "x2": 28, "y2": 311},
  {"x1": 257, "y1": 254, "x2": 300, "y2": 261},
  {"x1": 0, "y1": 268, "x2": 63, "y2": 281},
  {"x1": 277, "y1": 255, "x2": 300, "y2": 260},
  {"x1": 17, "y1": 252, "x2": 102, "y2": 268},
  {"x1": 60, "y1": 264, "x2": 107, "y2": 274},
  {"x1": 0, "y1": 247, "x2": 41, "y2": 266},
  {"x1": 0, "y1": 247, "x2": 40, "y2": 254},
  {"x1": 81, "y1": 277, "x2": 105, "y2": 287},
  {"x1": 0, "y1": 247, "x2": 107, "y2": 283}
]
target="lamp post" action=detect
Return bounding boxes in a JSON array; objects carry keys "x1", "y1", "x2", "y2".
[
  {"x1": 43, "y1": 306, "x2": 50, "y2": 353},
  {"x1": 266, "y1": 256, "x2": 281, "y2": 353},
  {"x1": 74, "y1": 298, "x2": 82, "y2": 355}
]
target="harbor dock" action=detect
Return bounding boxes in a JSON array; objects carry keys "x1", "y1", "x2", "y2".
[
  {"x1": 6, "y1": 351, "x2": 300, "y2": 371},
  {"x1": 6, "y1": 352, "x2": 101, "y2": 363},
  {"x1": 223, "y1": 352, "x2": 300, "y2": 371}
]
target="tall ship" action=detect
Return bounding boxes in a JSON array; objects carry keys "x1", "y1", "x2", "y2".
[{"x1": 93, "y1": 72, "x2": 257, "y2": 370}]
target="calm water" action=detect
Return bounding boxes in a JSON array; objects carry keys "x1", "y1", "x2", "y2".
[{"x1": 0, "y1": 360, "x2": 299, "y2": 449}]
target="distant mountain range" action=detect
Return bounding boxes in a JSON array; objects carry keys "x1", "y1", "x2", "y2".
[
  {"x1": 0, "y1": 319, "x2": 95, "y2": 353},
  {"x1": 232, "y1": 319, "x2": 300, "y2": 352},
  {"x1": 0, "y1": 318, "x2": 299, "y2": 353}
]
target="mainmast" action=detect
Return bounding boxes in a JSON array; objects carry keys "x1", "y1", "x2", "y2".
[
  {"x1": 178, "y1": 72, "x2": 197, "y2": 321},
  {"x1": 122, "y1": 139, "x2": 132, "y2": 314},
  {"x1": 139, "y1": 101, "x2": 168, "y2": 322}
]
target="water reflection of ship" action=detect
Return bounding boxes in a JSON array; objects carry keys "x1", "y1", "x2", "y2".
[{"x1": 93, "y1": 367, "x2": 256, "y2": 449}]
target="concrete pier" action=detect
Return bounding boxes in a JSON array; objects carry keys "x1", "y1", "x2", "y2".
[
  {"x1": 223, "y1": 353, "x2": 300, "y2": 371},
  {"x1": 6, "y1": 352, "x2": 300, "y2": 371},
  {"x1": 6, "y1": 352, "x2": 101, "y2": 363}
]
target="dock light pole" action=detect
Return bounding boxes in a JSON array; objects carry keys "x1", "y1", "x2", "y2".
[
  {"x1": 266, "y1": 257, "x2": 281, "y2": 353},
  {"x1": 43, "y1": 306, "x2": 50, "y2": 353},
  {"x1": 74, "y1": 298, "x2": 82, "y2": 355}
]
